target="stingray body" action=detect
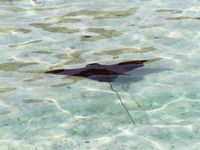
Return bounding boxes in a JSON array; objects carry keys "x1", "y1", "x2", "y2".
[
  {"x1": 46, "y1": 60, "x2": 149, "y2": 82},
  {"x1": 46, "y1": 59, "x2": 151, "y2": 125}
]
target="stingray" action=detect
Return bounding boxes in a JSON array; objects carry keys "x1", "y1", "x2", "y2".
[
  {"x1": 46, "y1": 59, "x2": 152, "y2": 125},
  {"x1": 46, "y1": 60, "x2": 149, "y2": 82}
]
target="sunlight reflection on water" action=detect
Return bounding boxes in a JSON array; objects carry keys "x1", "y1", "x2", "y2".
[{"x1": 0, "y1": 0, "x2": 200, "y2": 149}]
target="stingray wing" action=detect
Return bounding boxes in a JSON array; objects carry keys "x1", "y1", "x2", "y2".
[
  {"x1": 46, "y1": 69, "x2": 65, "y2": 74},
  {"x1": 118, "y1": 60, "x2": 149, "y2": 65},
  {"x1": 45, "y1": 67, "x2": 86, "y2": 76}
]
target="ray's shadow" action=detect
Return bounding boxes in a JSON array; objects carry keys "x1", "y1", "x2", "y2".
[{"x1": 114, "y1": 67, "x2": 170, "y2": 84}]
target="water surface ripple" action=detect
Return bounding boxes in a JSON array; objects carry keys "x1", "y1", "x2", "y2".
[{"x1": 0, "y1": 0, "x2": 200, "y2": 149}]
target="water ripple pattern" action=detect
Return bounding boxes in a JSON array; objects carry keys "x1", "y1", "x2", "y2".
[{"x1": 0, "y1": 0, "x2": 200, "y2": 149}]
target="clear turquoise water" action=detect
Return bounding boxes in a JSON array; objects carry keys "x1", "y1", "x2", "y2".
[{"x1": 0, "y1": 0, "x2": 200, "y2": 149}]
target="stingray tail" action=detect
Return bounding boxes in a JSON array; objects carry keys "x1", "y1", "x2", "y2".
[{"x1": 109, "y1": 82, "x2": 136, "y2": 125}]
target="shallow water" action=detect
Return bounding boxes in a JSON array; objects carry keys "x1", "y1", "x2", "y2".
[{"x1": 0, "y1": 0, "x2": 200, "y2": 149}]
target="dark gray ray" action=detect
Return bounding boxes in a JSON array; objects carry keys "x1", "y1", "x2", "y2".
[
  {"x1": 46, "y1": 60, "x2": 149, "y2": 82},
  {"x1": 45, "y1": 59, "x2": 165, "y2": 125}
]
